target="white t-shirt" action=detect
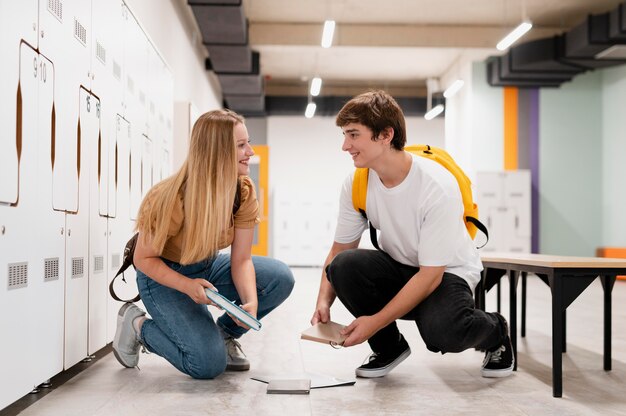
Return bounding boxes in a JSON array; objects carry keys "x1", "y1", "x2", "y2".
[{"x1": 334, "y1": 154, "x2": 483, "y2": 289}]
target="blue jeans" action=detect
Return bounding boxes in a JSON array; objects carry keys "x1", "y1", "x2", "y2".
[
  {"x1": 327, "y1": 249, "x2": 506, "y2": 356},
  {"x1": 136, "y1": 254, "x2": 294, "y2": 379}
]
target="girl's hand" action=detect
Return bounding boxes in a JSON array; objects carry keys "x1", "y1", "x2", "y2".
[
  {"x1": 228, "y1": 302, "x2": 258, "y2": 329},
  {"x1": 184, "y1": 278, "x2": 218, "y2": 306}
]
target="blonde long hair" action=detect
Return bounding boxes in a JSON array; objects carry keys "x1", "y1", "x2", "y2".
[{"x1": 136, "y1": 109, "x2": 244, "y2": 264}]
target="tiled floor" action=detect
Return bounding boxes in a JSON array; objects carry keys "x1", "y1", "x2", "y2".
[{"x1": 7, "y1": 268, "x2": 626, "y2": 415}]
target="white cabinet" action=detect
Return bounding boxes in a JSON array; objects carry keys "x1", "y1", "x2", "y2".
[{"x1": 475, "y1": 170, "x2": 531, "y2": 253}]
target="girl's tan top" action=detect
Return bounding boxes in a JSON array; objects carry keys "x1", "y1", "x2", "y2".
[{"x1": 142, "y1": 176, "x2": 260, "y2": 263}]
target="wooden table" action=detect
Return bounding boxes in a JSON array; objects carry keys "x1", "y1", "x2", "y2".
[{"x1": 478, "y1": 253, "x2": 626, "y2": 397}]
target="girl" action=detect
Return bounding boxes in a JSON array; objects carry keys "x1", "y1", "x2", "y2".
[{"x1": 113, "y1": 109, "x2": 294, "y2": 378}]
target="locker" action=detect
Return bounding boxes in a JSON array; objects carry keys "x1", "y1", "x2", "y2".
[
  {"x1": 476, "y1": 170, "x2": 531, "y2": 253},
  {"x1": 91, "y1": 0, "x2": 125, "y2": 218},
  {"x1": 0, "y1": 41, "x2": 65, "y2": 409},
  {"x1": 64, "y1": 88, "x2": 99, "y2": 368},
  {"x1": 0, "y1": 0, "x2": 38, "y2": 204},
  {"x1": 76, "y1": 88, "x2": 109, "y2": 354},
  {"x1": 39, "y1": 0, "x2": 91, "y2": 213},
  {"x1": 31, "y1": 47, "x2": 65, "y2": 388}
]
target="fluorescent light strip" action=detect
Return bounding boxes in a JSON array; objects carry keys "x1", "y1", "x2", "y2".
[
  {"x1": 305, "y1": 102, "x2": 317, "y2": 118},
  {"x1": 310, "y1": 77, "x2": 322, "y2": 96},
  {"x1": 497, "y1": 21, "x2": 532, "y2": 51},
  {"x1": 424, "y1": 104, "x2": 444, "y2": 121},
  {"x1": 443, "y1": 79, "x2": 464, "y2": 98},
  {"x1": 321, "y1": 20, "x2": 335, "y2": 48}
]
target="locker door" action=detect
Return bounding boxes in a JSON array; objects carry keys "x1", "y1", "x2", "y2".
[
  {"x1": 274, "y1": 195, "x2": 295, "y2": 264},
  {"x1": 0, "y1": 40, "x2": 41, "y2": 411},
  {"x1": 40, "y1": 0, "x2": 91, "y2": 213},
  {"x1": 91, "y1": 0, "x2": 125, "y2": 218},
  {"x1": 504, "y1": 170, "x2": 531, "y2": 238},
  {"x1": 31, "y1": 49, "x2": 65, "y2": 388},
  {"x1": 81, "y1": 90, "x2": 109, "y2": 354},
  {"x1": 482, "y1": 206, "x2": 515, "y2": 253},
  {"x1": 64, "y1": 88, "x2": 97, "y2": 368},
  {"x1": 0, "y1": 0, "x2": 38, "y2": 204},
  {"x1": 475, "y1": 171, "x2": 504, "y2": 213}
]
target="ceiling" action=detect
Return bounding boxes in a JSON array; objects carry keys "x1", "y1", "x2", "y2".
[
  {"x1": 242, "y1": 0, "x2": 624, "y2": 96},
  {"x1": 184, "y1": 0, "x2": 625, "y2": 113}
]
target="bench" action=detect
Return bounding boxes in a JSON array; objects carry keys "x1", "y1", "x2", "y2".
[{"x1": 477, "y1": 253, "x2": 626, "y2": 397}]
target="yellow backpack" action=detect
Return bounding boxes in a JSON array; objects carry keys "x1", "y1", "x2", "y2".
[{"x1": 352, "y1": 144, "x2": 488, "y2": 249}]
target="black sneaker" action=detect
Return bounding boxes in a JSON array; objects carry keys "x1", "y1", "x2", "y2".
[
  {"x1": 355, "y1": 335, "x2": 411, "y2": 378},
  {"x1": 481, "y1": 334, "x2": 514, "y2": 378}
]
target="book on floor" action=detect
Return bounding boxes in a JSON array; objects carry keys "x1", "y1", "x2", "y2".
[
  {"x1": 252, "y1": 372, "x2": 355, "y2": 389},
  {"x1": 300, "y1": 321, "x2": 346, "y2": 347},
  {"x1": 266, "y1": 379, "x2": 311, "y2": 395}
]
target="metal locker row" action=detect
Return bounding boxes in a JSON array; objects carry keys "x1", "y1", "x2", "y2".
[{"x1": 0, "y1": 0, "x2": 174, "y2": 410}]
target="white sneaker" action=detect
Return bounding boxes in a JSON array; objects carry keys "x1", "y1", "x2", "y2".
[
  {"x1": 224, "y1": 337, "x2": 250, "y2": 371},
  {"x1": 112, "y1": 303, "x2": 145, "y2": 368}
]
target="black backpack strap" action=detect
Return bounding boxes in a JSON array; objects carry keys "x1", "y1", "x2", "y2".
[
  {"x1": 466, "y1": 216, "x2": 489, "y2": 249},
  {"x1": 109, "y1": 233, "x2": 141, "y2": 303},
  {"x1": 368, "y1": 221, "x2": 382, "y2": 251},
  {"x1": 359, "y1": 208, "x2": 382, "y2": 252}
]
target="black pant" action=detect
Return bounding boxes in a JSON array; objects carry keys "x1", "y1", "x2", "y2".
[{"x1": 327, "y1": 249, "x2": 506, "y2": 356}]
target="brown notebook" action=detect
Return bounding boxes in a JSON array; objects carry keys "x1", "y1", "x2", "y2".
[{"x1": 300, "y1": 321, "x2": 347, "y2": 347}]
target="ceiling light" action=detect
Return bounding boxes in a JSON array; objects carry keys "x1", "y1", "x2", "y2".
[
  {"x1": 443, "y1": 79, "x2": 464, "y2": 98},
  {"x1": 424, "y1": 104, "x2": 444, "y2": 121},
  {"x1": 496, "y1": 21, "x2": 532, "y2": 51},
  {"x1": 310, "y1": 77, "x2": 322, "y2": 96},
  {"x1": 321, "y1": 20, "x2": 335, "y2": 48},
  {"x1": 305, "y1": 102, "x2": 317, "y2": 118}
]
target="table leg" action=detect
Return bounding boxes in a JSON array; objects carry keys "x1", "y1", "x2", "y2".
[
  {"x1": 562, "y1": 310, "x2": 567, "y2": 353},
  {"x1": 521, "y1": 272, "x2": 527, "y2": 338},
  {"x1": 508, "y1": 270, "x2": 518, "y2": 371},
  {"x1": 552, "y1": 275, "x2": 563, "y2": 398},
  {"x1": 601, "y1": 275, "x2": 616, "y2": 371}
]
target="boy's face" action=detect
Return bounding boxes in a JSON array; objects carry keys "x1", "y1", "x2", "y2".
[{"x1": 341, "y1": 122, "x2": 385, "y2": 168}]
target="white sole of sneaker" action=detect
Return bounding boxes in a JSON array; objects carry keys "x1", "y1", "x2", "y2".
[
  {"x1": 481, "y1": 365, "x2": 514, "y2": 378},
  {"x1": 355, "y1": 348, "x2": 411, "y2": 378}
]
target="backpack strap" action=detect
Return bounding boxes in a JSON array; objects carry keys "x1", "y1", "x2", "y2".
[
  {"x1": 466, "y1": 216, "x2": 489, "y2": 249},
  {"x1": 352, "y1": 168, "x2": 383, "y2": 251},
  {"x1": 109, "y1": 233, "x2": 141, "y2": 303}
]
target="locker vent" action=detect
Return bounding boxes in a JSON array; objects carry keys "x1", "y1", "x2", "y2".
[
  {"x1": 71, "y1": 257, "x2": 84, "y2": 278},
  {"x1": 111, "y1": 253, "x2": 121, "y2": 269},
  {"x1": 127, "y1": 76, "x2": 135, "y2": 94},
  {"x1": 47, "y1": 0, "x2": 63, "y2": 22},
  {"x1": 139, "y1": 90, "x2": 146, "y2": 105},
  {"x1": 96, "y1": 41, "x2": 106, "y2": 64},
  {"x1": 74, "y1": 18, "x2": 87, "y2": 46},
  {"x1": 44, "y1": 258, "x2": 60, "y2": 281},
  {"x1": 113, "y1": 61, "x2": 121, "y2": 81},
  {"x1": 8, "y1": 262, "x2": 28, "y2": 289},
  {"x1": 94, "y1": 255, "x2": 104, "y2": 273},
  {"x1": 167, "y1": 119, "x2": 172, "y2": 130}
]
